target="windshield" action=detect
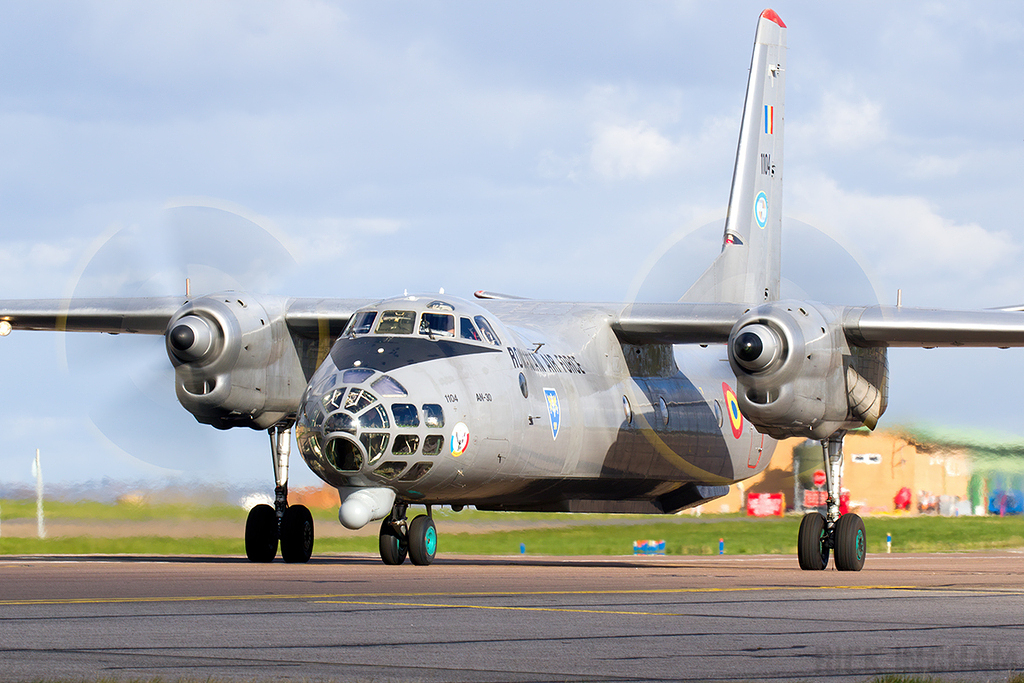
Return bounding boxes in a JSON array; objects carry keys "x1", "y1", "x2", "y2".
[
  {"x1": 419, "y1": 312, "x2": 455, "y2": 338},
  {"x1": 375, "y1": 310, "x2": 416, "y2": 335}
]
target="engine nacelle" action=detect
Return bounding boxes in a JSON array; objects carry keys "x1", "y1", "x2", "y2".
[
  {"x1": 727, "y1": 301, "x2": 887, "y2": 440},
  {"x1": 165, "y1": 292, "x2": 307, "y2": 430}
]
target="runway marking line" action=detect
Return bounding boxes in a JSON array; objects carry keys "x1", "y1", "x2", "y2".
[
  {"x1": 1, "y1": 584, "x2": 1016, "y2": 608},
  {"x1": 314, "y1": 599, "x2": 683, "y2": 616}
]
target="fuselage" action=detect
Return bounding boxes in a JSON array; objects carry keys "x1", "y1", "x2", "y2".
[{"x1": 294, "y1": 294, "x2": 775, "y2": 518}]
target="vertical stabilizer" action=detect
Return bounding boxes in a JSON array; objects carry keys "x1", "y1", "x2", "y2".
[{"x1": 682, "y1": 9, "x2": 786, "y2": 304}]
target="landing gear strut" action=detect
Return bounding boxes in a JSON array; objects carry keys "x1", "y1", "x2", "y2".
[
  {"x1": 797, "y1": 432, "x2": 866, "y2": 571},
  {"x1": 244, "y1": 422, "x2": 315, "y2": 563},
  {"x1": 378, "y1": 503, "x2": 436, "y2": 566}
]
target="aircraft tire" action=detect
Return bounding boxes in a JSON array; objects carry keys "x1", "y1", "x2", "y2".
[
  {"x1": 408, "y1": 515, "x2": 437, "y2": 566},
  {"x1": 833, "y1": 513, "x2": 866, "y2": 572},
  {"x1": 280, "y1": 504, "x2": 315, "y2": 563},
  {"x1": 379, "y1": 515, "x2": 408, "y2": 565},
  {"x1": 797, "y1": 512, "x2": 829, "y2": 571},
  {"x1": 245, "y1": 504, "x2": 278, "y2": 563}
]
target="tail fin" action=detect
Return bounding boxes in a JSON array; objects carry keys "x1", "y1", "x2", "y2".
[{"x1": 682, "y1": 9, "x2": 786, "y2": 304}]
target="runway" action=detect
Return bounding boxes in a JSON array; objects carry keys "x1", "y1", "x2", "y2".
[{"x1": 2, "y1": 552, "x2": 1024, "y2": 682}]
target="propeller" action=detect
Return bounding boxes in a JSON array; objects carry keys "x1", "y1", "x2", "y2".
[
  {"x1": 628, "y1": 216, "x2": 883, "y2": 307},
  {"x1": 62, "y1": 199, "x2": 298, "y2": 473}
]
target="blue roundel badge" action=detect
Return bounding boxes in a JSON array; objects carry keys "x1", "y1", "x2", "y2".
[{"x1": 754, "y1": 191, "x2": 768, "y2": 229}]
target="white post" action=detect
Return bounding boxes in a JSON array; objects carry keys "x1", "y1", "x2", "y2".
[{"x1": 33, "y1": 448, "x2": 45, "y2": 539}]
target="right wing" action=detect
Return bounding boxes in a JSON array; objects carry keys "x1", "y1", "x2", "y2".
[{"x1": 0, "y1": 293, "x2": 375, "y2": 430}]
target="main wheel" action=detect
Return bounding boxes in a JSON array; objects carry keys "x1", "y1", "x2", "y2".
[
  {"x1": 280, "y1": 504, "x2": 315, "y2": 563},
  {"x1": 797, "y1": 512, "x2": 829, "y2": 570},
  {"x1": 245, "y1": 504, "x2": 278, "y2": 563},
  {"x1": 408, "y1": 515, "x2": 437, "y2": 566},
  {"x1": 379, "y1": 515, "x2": 408, "y2": 565},
  {"x1": 834, "y1": 513, "x2": 866, "y2": 571}
]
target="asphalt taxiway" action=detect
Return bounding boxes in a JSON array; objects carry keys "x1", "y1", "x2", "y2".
[{"x1": 2, "y1": 552, "x2": 1024, "y2": 682}]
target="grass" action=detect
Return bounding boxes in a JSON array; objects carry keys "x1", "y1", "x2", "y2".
[{"x1": 3, "y1": 499, "x2": 1024, "y2": 557}]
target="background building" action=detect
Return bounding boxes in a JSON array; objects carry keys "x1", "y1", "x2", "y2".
[{"x1": 711, "y1": 428, "x2": 1024, "y2": 516}]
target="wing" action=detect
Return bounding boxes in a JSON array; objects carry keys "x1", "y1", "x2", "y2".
[
  {"x1": 0, "y1": 297, "x2": 185, "y2": 334},
  {"x1": 611, "y1": 302, "x2": 750, "y2": 344},
  {"x1": 611, "y1": 299, "x2": 1024, "y2": 441},
  {"x1": 612, "y1": 302, "x2": 1024, "y2": 348},
  {"x1": 0, "y1": 295, "x2": 367, "y2": 338},
  {"x1": 0, "y1": 293, "x2": 374, "y2": 430},
  {"x1": 844, "y1": 306, "x2": 1024, "y2": 347}
]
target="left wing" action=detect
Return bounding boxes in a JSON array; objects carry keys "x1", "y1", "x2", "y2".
[{"x1": 612, "y1": 300, "x2": 1024, "y2": 440}]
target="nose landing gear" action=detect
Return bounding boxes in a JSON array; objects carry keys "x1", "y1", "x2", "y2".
[
  {"x1": 244, "y1": 423, "x2": 315, "y2": 563},
  {"x1": 378, "y1": 503, "x2": 436, "y2": 565},
  {"x1": 797, "y1": 432, "x2": 866, "y2": 571}
]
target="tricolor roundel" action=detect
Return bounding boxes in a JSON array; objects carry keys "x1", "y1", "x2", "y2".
[{"x1": 722, "y1": 382, "x2": 743, "y2": 439}]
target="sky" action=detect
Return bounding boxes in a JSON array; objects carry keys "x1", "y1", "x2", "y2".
[{"x1": 0, "y1": 1, "x2": 1022, "y2": 491}]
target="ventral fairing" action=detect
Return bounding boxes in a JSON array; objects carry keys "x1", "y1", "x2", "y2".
[{"x1": 4, "y1": 9, "x2": 1024, "y2": 571}]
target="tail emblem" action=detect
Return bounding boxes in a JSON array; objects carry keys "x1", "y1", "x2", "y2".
[{"x1": 754, "y1": 192, "x2": 769, "y2": 229}]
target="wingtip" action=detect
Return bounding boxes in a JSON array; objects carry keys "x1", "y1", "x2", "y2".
[{"x1": 760, "y1": 8, "x2": 786, "y2": 28}]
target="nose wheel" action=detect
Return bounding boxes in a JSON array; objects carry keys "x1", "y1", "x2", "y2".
[
  {"x1": 378, "y1": 505, "x2": 437, "y2": 565},
  {"x1": 797, "y1": 432, "x2": 866, "y2": 571}
]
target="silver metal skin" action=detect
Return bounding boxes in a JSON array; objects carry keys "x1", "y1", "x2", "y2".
[
  {"x1": 2, "y1": 10, "x2": 1024, "y2": 568},
  {"x1": 294, "y1": 296, "x2": 762, "y2": 521}
]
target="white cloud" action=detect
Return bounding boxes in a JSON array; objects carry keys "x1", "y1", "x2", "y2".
[
  {"x1": 0, "y1": 237, "x2": 86, "y2": 297},
  {"x1": 804, "y1": 91, "x2": 886, "y2": 151},
  {"x1": 590, "y1": 121, "x2": 679, "y2": 180},
  {"x1": 791, "y1": 174, "x2": 1021, "y2": 305}
]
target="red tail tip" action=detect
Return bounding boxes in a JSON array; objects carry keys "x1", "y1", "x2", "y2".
[{"x1": 760, "y1": 9, "x2": 786, "y2": 28}]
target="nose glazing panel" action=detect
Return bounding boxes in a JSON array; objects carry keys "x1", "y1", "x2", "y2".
[{"x1": 296, "y1": 367, "x2": 448, "y2": 486}]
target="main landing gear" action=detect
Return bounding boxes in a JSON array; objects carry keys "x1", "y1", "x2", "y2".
[
  {"x1": 378, "y1": 503, "x2": 437, "y2": 566},
  {"x1": 245, "y1": 423, "x2": 315, "y2": 563},
  {"x1": 797, "y1": 432, "x2": 866, "y2": 572}
]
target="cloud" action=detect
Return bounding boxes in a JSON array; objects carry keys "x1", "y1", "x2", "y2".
[
  {"x1": 590, "y1": 121, "x2": 679, "y2": 180},
  {"x1": 795, "y1": 91, "x2": 886, "y2": 152},
  {"x1": 790, "y1": 175, "x2": 1021, "y2": 306},
  {"x1": 0, "y1": 237, "x2": 86, "y2": 297}
]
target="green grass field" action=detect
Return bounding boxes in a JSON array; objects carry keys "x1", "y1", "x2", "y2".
[{"x1": 2, "y1": 499, "x2": 1024, "y2": 557}]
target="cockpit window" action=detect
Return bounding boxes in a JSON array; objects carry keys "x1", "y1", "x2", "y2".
[
  {"x1": 427, "y1": 300, "x2": 455, "y2": 311},
  {"x1": 323, "y1": 412, "x2": 356, "y2": 435},
  {"x1": 423, "y1": 404, "x2": 444, "y2": 428},
  {"x1": 347, "y1": 311, "x2": 377, "y2": 336},
  {"x1": 359, "y1": 404, "x2": 389, "y2": 429},
  {"x1": 375, "y1": 310, "x2": 416, "y2": 335},
  {"x1": 474, "y1": 316, "x2": 501, "y2": 346},
  {"x1": 419, "y1": 313, "x2": 455, "y2": 338},
  {"x1": 371, "y1": 375, "x2": 408, "y2": 397},
  {"x1": 322, "y1": 388, "x2": 346, "y2": 413},
  {"x1": 344, "y1": 388, "x2": 376, "y2": 413},
  {"x1": 342, "y1": 368, "x2": 374, "y2": 384},
  {"x1": 391, "y1": 403, "x2": 420, "y2": 428},
  {"x1": 459, "y1": 317, "x2": 481, "y2": 341}
]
